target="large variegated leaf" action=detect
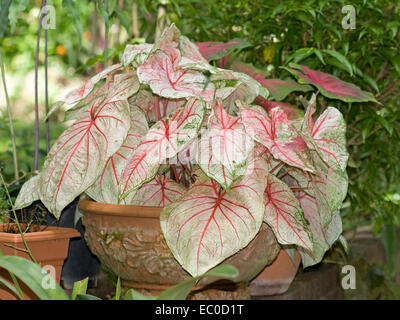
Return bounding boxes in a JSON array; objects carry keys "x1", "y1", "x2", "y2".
[
  {"x1": 86, "y1": 105, "x2": 149, "y2": 204},
  {"x1": 209, "y1": 101, "x2": 253, "y2": 168},
  {"x1": 179, "y1": 36, "x2": 215, "y2": 72},
  {"x1": 137, "y1": 49, "x2": 215, "y2": 101},
  {"x1": 120, "y1": 98, "x2": 206, "y2": 199},
  {"x1": 129, "y1": 175, "x2": 186, "y2": 206},
  {"x1": 264, "y1": 174, "x2": 312, "y2": 251},
  {"x1": 39, "y1": 92, "x2": 131, "y2": 217},
  {"x1": 46, "y1": 65, "x2": 121, "y2": 120},
  {"x1": 240, "y1": 103, "x2": 314, "y2": 172},
  {"x1": 283, "y1": 63, "x2": 377, "y2": 103},
  {"x1": 195, "y1": 101, "x2": 253, "y2": 189},
  {"x1": 297, "y1": 192, "x2": 342, "y2": 268},
  {"x1": 303, "y1": 102, "x2": 348, "y2": 171},
  {"x1": 63, "y1": 64, "x2": 122, "y2": 105},
  {"x1": 288, "y1": 162, "x2": 348, "y2": 227},
  {"x1": 14, "y1": 174, "x2": 40, "y2": 209},
  {"x1": 121, "y1": 43, "x2": 153, "y2": 67},
  {"x1": 160, "y1": 163, "x2": 267, "y2": 277},
  {"x1": 64, "y1": 72, "x2": 140, "y2": 122},
  {"x1": 196, "y1": 131, "x2": 247, "y2": 190}
]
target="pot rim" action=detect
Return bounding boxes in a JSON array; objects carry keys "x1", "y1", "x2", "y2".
[
  {"x1": 78, "y1": 198, "x2": 163, "y2": 219},
  {"x1": 0, "y1": 224, "x2": 80, "y2": 242}
]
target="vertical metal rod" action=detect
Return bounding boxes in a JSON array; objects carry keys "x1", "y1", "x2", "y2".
[
  {"x1": 34, "y1": 1, "x2": 45, "y2": 171},
  {"x1": 44, "y1": 1, "x2": 49, "y2": 153}
]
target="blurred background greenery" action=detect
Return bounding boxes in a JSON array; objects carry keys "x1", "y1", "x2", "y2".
[{"x1": 0, "y1": 0, "x2": 399, "y2": 298}]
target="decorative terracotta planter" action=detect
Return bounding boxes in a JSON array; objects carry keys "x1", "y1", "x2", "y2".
[
  {"x1": 250, "y1": 249, "x2": 301, "y2": 296},
  {"x1": 79, "y1": 198, "x2": 304, "y2": 299},
  {"x1": 0, "y1": 224, "x2": 80, "y2": 300}
]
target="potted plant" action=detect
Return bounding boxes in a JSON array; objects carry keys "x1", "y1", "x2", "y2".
[
  {"x1": 0, "y1": 179, "x2": 80, "y2": 300},
  {"x1": 15, "y1": 24, "x2": 376, "y2": 299}
]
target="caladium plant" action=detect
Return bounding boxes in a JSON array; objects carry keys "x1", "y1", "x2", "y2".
[{"x1": 15, "y1": 24, "x2": 376, "y2": 277}]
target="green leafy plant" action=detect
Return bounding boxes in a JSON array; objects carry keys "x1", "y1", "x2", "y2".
[
  {"x1": 14, "y1": 24, "x2": 375, "y2": 277},
  {"x1": 0, "y1": 250, "x2": 238, "y2": 300}
]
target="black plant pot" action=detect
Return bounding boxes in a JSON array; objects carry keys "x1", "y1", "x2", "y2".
[{"x1": 44, "y1": 198, "x2": 100, "y2": 288}]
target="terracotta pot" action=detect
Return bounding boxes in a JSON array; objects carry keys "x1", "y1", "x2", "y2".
[
  {"x1": 249, "y1": 249, "x2": 301, "y2": 296},
  {"x1": 79, "y1": 198, "x2": 281, "y2": 299},
  {"x1": 0, "y1": 224, "x2": 80, "y2": 300}
]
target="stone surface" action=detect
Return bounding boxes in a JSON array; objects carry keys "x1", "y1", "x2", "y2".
[{"x1": 252, "y1": 263, "x2": 341, "y2": 300}]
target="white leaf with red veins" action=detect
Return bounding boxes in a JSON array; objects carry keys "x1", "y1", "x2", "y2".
[
  {"x1": 240, "y1": 103, "x2": 314, "y2": 172},
  {"x1": 86, "y1": 105, "x2": 149, "y2": 204},
  {"x1": 39, "y1": 92, "x2": 131, "y2": 217},
  {"x1": 157, "y1": 24, "x2": 180, "y2": 57},
  {"x1": 208, "y1": 101, "x2": 254, "y2": 168},
  {"x1": 160, "y1": 163, "x2": 267, "y2": 277},
  {"x1": 63, "y1": 64, "x2": 122, "y2": 105},
  {"x1": 196, "y1": 131, "x2": 248, "y2": 190},
  {"x1": 130, "y1": 175, "x2": 186, "y2": 206},
  {"x1": 64, "y1": 71, "x2": 139, "y2": 122},
  {"x1": 303, "y1": 103, "x2": 348, "y2": 171},
  {"x1": 137, "y1": 49, "x2": 215, "y2": 101},
  {"x1": 110, "y1": 72, "x2": 141, "y2": 101},
  {"x1": 122, "y1": 43, "x2": 153, "y2": 67},
  {"x1": 195, "y1": 101, "x2": 253, "y2": 189},
  {"x1": 15, "y1": 174, "x2": 41, "y2": 209},
  {"x1": 288, "y1": 158, "x2": 348, "y2": 227},
  {"x1": 120, "y1": 98, "x2": 206, "y2": 199},
  {"x1": 178, "y1": 36, "x2": 215, "y2": 72},
  {"x1": 264, "y1": 174, "x2": 312, "y2": 251},
  {"x1": 297, "y1": 192, "x2": 342, "y2": 268}
]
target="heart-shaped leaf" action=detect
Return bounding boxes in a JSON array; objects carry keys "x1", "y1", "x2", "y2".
[
  {"x1": 160, "y1": 160, "x2": 267, "y2": 277},
  {"x1": 264, "y1": 174, "x2": 312, "y2": 251},
  {"x1": 39, "y1": 89, "x2": 131, "y2": 217}
]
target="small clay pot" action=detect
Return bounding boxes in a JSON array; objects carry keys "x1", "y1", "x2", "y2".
[{"x1": 0, "y1": 224, "x2": 80, "y2": 300}]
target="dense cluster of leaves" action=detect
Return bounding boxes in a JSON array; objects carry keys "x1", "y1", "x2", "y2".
[
  {"x1": 14, "y1": 25, "x2": 376, "y2": 277},
  {"x1": 162, "y1": 0, "x2": 400, "y2": 237}
]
